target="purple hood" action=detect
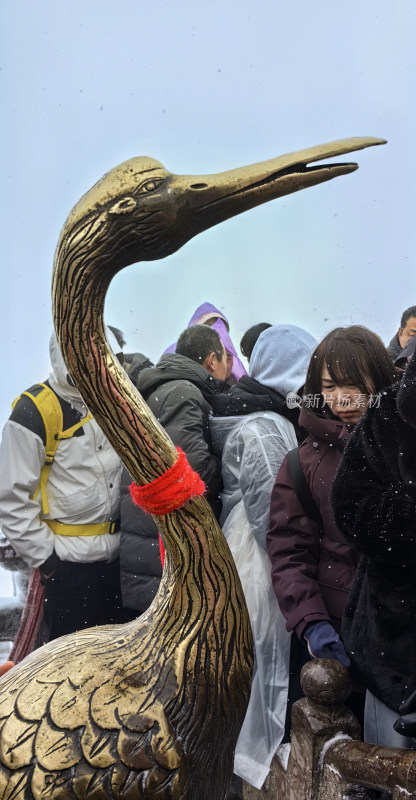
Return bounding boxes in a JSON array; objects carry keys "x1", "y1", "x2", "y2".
[{"x1": 163, "y1": 302, "x2": 247, "y2": 382}]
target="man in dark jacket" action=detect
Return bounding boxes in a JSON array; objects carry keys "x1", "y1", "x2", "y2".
[
  {"x1": 332, "y1": 351, "x2": 416, "y2": 748},
  {"x1": 387, "y1": 305, "x2": 416, "y2": 360},
  {"x1": 119, "y1": 324, "x2": 227, "y2": 615}
]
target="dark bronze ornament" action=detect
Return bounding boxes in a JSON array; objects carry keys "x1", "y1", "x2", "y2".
[{"x1": 0, "y1": 137, "x2": 385, "y2": 799}]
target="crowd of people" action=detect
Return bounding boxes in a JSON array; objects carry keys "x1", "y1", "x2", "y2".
[{"x1": 0, "y1": 301, "x2": 416, "y2": 793}]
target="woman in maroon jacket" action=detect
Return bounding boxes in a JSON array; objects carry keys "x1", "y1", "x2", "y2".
[{"x1": 266, "y1": 326, "x2": 395, "y2": 737}]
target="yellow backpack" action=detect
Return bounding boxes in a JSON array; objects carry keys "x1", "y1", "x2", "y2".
[{"x1": 12, "y1": 383, "x2": 92, "y2": 516}]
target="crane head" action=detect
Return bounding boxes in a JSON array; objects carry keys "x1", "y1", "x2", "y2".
[{"x1": 56, "y1": 137, "x2": 386, "y2": 272}]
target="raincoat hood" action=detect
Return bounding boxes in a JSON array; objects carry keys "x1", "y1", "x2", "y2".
[
  {"x1": 187, "y1": 302, "x2": 230, "y2": 330},
  {"x1": 249, "y1": 324, "x2": 317, "y2": 398},
  {"x1": 163, "y1": 301, "x2": 247, "y2": 382},
  {"x1": 210, "y1": 318, "x2": 246, "y2": 382},
  {"x1": 48, "y1": 328, "x2": 121, "y2": 411}
]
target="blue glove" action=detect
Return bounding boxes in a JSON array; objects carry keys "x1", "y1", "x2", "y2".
[
  {"x1": 304, "y1": 621, "x2": 351, "y2": 667},
  {"x1": 393, "y1": 688, "x2": 416, "y2": 739}
]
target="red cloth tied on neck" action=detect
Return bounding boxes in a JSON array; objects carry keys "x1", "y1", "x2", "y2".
[{"x1": 129, "y1": 448, "x2": 205, "y2": 515}]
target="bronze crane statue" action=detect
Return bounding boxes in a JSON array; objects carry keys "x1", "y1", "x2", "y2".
[{"x1": 0, "y1": 137, "x2": 385, "y2": 799}]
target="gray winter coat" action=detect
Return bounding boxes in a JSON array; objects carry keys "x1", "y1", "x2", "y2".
[{"x1": 387, "y1": 333, "x2": 402, "y2": 360}]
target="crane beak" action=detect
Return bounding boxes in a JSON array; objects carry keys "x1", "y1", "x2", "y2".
[{"x1": 172, "y1": 137, "x2": 386, "y2": 239}]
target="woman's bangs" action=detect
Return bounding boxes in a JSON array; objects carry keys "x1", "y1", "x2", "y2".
[{"x1": 324, "y1": 342, "x2": 368, "y2": 393}]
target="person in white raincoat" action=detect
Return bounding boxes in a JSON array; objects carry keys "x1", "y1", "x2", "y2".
[
  {"x1": 0, "y1": 329, "x2": 125, "y2": 643},
  {"x1": 210, "y1": 323, "x2": 317, "y2": 790}
]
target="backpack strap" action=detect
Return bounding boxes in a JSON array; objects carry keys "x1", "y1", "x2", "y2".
[
  {"x1": 12, "y1": 383, "x2": 92, "y2": 516},
  {"x1": 13, "y1": 383, "x2": 63, "y2": 516},
  {"x1": 56, "y1": 415, "x2": 93, "y2": 441},
  {"x1": 286, "y1": 447, "x2": 322, "y2": 529}
]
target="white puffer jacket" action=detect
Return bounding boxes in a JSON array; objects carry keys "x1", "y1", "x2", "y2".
[{"x1": 0, "y1": 332, "x2": 122, "y2": 568}]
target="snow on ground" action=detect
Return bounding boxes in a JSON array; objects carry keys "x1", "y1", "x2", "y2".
[
  {"x1": 0, "y1": 641, "x2": 12, "y2": 660},
  {"x1": 0, "y1": 567, "x2": 13, "y2": 598},
  {"x1": 0, "y1": 566, "x2": 16, "y2": 659}
]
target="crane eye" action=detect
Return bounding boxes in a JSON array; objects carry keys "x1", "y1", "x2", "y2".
[{"x1": 139, "y1": 178, "x2": 163, "y2": 194}]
